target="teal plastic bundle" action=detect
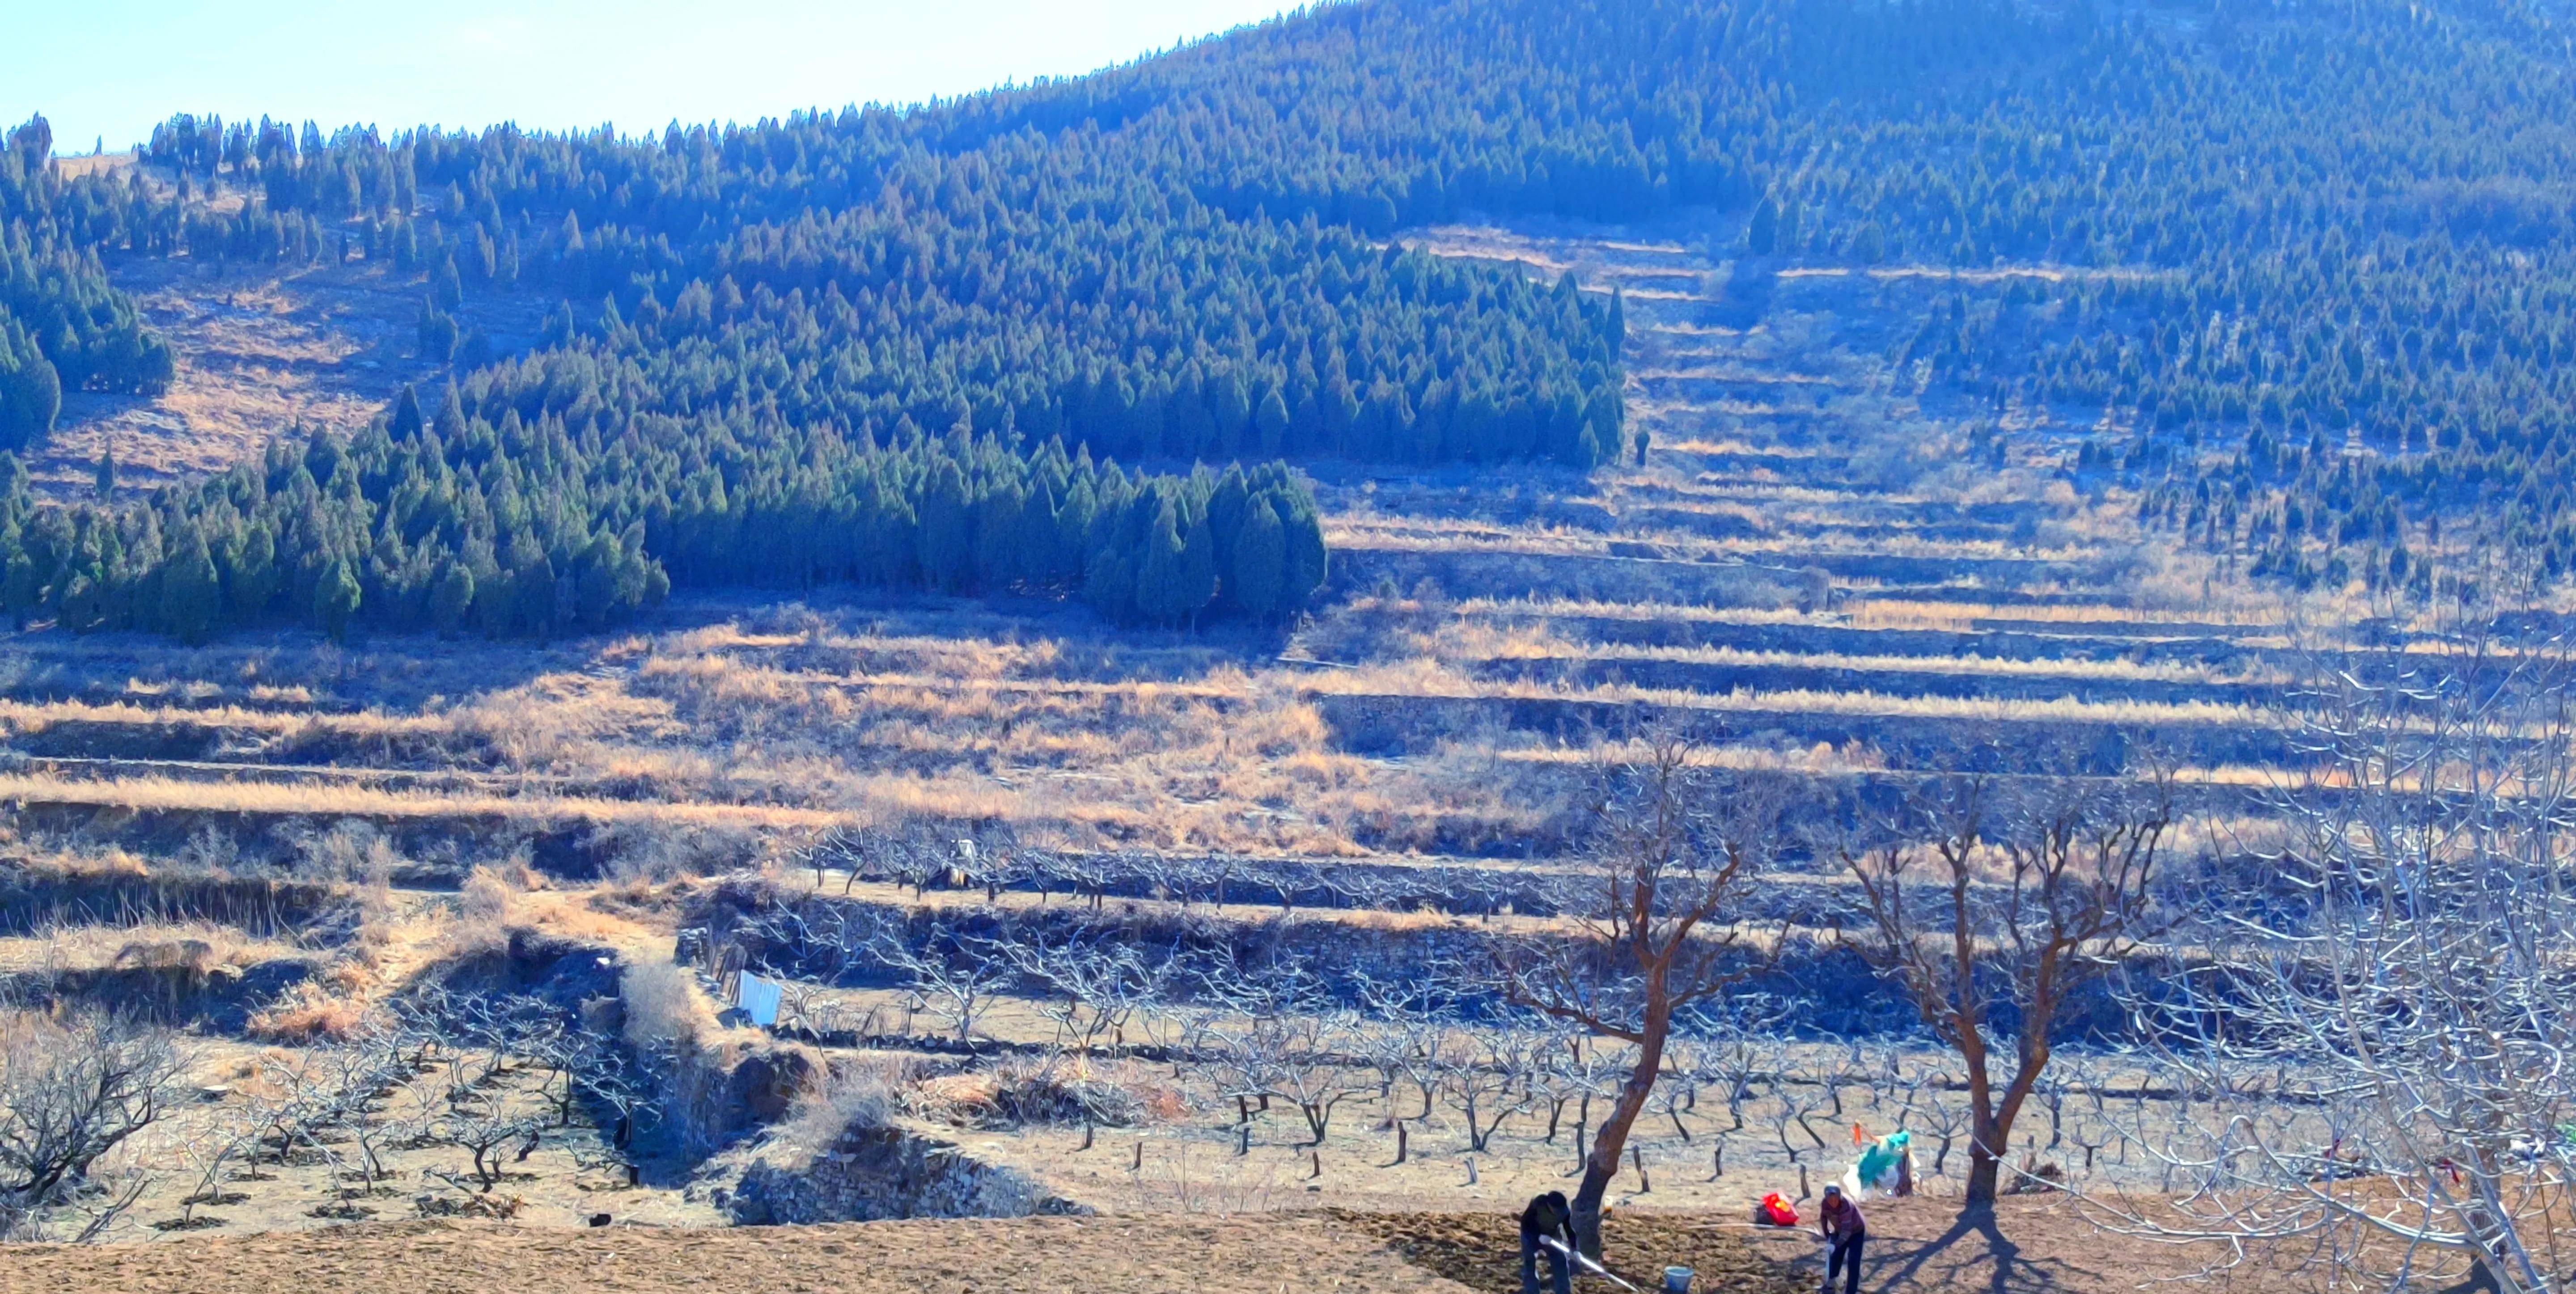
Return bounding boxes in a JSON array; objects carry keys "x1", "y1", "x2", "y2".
[{"x1": 1855, "y1": 1130, "x2": 1912, "y2": 1186}]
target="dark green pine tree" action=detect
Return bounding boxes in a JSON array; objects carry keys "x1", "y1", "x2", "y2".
[
  {"x1": 159, "y1": 527, "x2": 222, "y2": 645},
  {"x1": 1132, "y1": 498, "x2": 1193, "y2": 625},
  {"x1": 227, "y1": 521, "x2": 279, "y2": 620},
  {"x1": 314, "y1": 558, "x2": 361, "y2": 641},
  {"x1": 431, "y1": 561, "x2": 475, "y2": 636},
  {"x1": 1229, "y1": 494, "x2": 1287, "y2": 618},
  {"x1": 1175, "y1": 505, "x2": 1218, "y2": 628},
  {"x1": 388, "y1": 385, "x2": 425, "y2": 440},
  {"x1": 435, "y1": 384, "x2": 467, "y2": 440},
  {"x1": 430, "y1": 254, "x2": 463, "y2": 313},
  {"x1": 1275, "y1": 491, "x2": 1328, "y2": 613},
  {"x1": 1254, "y1": 386, "x2": 1292, "y2": 456},
  {"x1": 1746, "y1": 195, "x2": 1779, "y2": 256},
  {"x1": 917, "y1": 458, "x2": 974, "y2": 591},
  {"x1": 972, "y1": 485, "x2": 1026, "y2": 591},
  {"x1": 0, "y1": 318, "x2": 61, "y2": 450},
  {"x1": 0, "y1": 545, "x2": 37, "y2": 629}
]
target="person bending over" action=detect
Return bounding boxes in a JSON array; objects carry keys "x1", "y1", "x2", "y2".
[
  {"x1": 1519, "y1": 1190, "x2": 1576, "y2": 1294},
  {"x1": 1818, "y1": 1183, "x2": 1868, "y2": 1294}
]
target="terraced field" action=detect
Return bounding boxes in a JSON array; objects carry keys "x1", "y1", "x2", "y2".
[
  {"x1": 1309, "y1": 222, "x2": 2312, "y2": 789},
  {"x1": 0, "y1": 221, "x2": 2366, "y2": 1245},
  {"x1": 0, "y1": 219, "x2": 2343, "y2": 913}
]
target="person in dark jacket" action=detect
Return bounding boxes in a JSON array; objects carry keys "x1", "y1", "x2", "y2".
[
  {"x1": 1818, "y1": 1184, "x2": 1867, "y2": 1294},
  {"x1": 1519, "y1": 1190, "x2": 1576, "y2": 1294}
]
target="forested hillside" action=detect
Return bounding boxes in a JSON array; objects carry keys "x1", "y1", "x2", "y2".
[
  {"x1": 11, "y1": 0, "x2": 2576, "y2": 641},
  {"x1": 0, "y1": 117, "x2": 175, "y2": 449}
]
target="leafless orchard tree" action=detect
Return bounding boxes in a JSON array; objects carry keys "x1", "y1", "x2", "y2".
[
  {"x1": 0, "y1": 1010, "x2": 184, "y2": 1241},
  {"x1": 1440, "y1": 1027, "x2": 1538, "y2": 1154},
  {"x1": 1195, "y1": 962, "x2": 1375, "y2": 1147},
  {"x1": 1546, "y1": 1032, "x2": 1627, "y2": 1177},
  {"x1": 162, "y1": 1100, "x2": 263, "y2": 1230},
  {"x1": 1265, "y1": 1012, "x2": 1378, "y2": 1146},
  {"x1": 1915, "y1": 1070, "x2": 1970, "y2": 1178},
  {"x1": 1499, "y1": 735, "x2": 1785, "y2": 1255},
  {"x1": 1683, "y1": 1016, "x2": 1775, "y2": 1179},
  {"x1": 1005, "y1": 929, "x2": 1172, "y2": 1056},
  {"x1": 869, "y1": 918, "x2": 1020, "y2": 1045},
  {"x1": 1354, "y1": 967, "x2": 1459, "y2": 1129},
  {"x1": 1764, "y1": 1043, "x2": 1829, "y2": 1167},
  {"x1": 1834, "y1": 766, "x2": 2180, "y2": 1209},
  {"x1": 2091, "y1": 639, "x2": 2576, "y2": 1294},
  {"x1": 287, "y1": 1027, "x2": 418, "y2": 1191}
]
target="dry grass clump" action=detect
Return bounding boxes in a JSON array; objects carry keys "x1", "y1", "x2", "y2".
[
  {"x1": 775, "y1": 1054, "x2": 913, "y2": 1155},
  {"x1": 502, "y1": 889, "x2": 650, "y2": 945},
  {"x1": 452, "y1": 863, "x2": 521, "y2": 953},
  {"x1": 620, "y1": 959, "x2": 722, "y2": 1052},
  {"x1": 1502, "y1": 737, "x2": 1888, "y2": 776},
  {"x1": 907, "y1": 1057, "x2": 1166, "y2": 1131},
  {"x1": 245, "y1": 981, "x2": 368, "y2": 1042},
  {"x1": 606, "y1": 627, "x2": 1543, "y2": 856},
  {"x1": 0, "y1": 772, "x2": 851, "y2": 829},
  {"x1": 1324, "y1": 511, "x2": 1612, "y2": 556},
  {"x1": 292, "y1": 820, "x2": 403, "y2": 885}
]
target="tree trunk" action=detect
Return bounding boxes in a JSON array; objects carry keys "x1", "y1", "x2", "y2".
[
  {"x1": 1965, "y1": 1146, "x2": 2002, "y2": 1206},
  {"x1": 1570, "y1": 1158, "x2": 1618, "y2": 1260},
  {"x1": 1571, "y1": 1026, "x2": 1667, "y2": 1258}
]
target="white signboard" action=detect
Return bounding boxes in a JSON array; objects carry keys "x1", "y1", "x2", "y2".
[{"x1": 735, "y1": 971, "x2": 783, "y2": 1028}]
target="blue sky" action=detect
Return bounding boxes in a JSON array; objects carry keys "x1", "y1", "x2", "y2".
[{"x1": 8, "y1": 1, "x2": 1298, "y2": 154}]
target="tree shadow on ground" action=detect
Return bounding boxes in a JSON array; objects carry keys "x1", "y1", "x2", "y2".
[{"x1": 1832, "y1": 1205, "x2": 2091, "y2": 1294}]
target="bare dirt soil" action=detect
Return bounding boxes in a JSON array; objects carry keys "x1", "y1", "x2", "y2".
[
  {"x1": 0, "y1": 1212, "x2": 1479, "y2": 1294},
  {"x1": 0, "y1": 1200, "x2": 2315, "y2": 1294}
]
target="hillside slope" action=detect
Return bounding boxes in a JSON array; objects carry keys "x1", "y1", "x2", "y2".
[{"x1": 9, "y1": 0, "x2": 2576, "y2": 646}]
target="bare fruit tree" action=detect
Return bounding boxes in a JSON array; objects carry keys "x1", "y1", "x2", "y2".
[
  {"x1": 867, "y1": 916, "x2": 1018, "y2": 1046},
  {"x1": 1500, "y1": 736, "x2": 1781, "y2": 1255},
  {"x1": 2097, "y1": 639, "x2": 2576, "y2": 1294},
  {"x1": 1835, "y1": 767, "x2": 2178, "y2": 1209},
  {"x1": 0, "y1": 1010, "x2": 185, "y2": 1240}
]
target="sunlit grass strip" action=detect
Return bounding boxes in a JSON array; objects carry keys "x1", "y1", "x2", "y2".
[
  {"x1": 0, "y1": 773, "x2": 854, "y2": 828},
  {"x1": 1297, "y1": 666, "x2": 2271, "y2": 727}
]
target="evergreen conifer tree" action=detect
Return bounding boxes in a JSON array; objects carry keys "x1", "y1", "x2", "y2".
[
  {"x1": 1230, "y1": 495, "x2": 1287, "y2": 618},
  {"x1": 314, "y1": 559, "x2": 361, "y2": 640},
  {"x1": 160, "y1": 528, "x2": 221, "y2": 644}
]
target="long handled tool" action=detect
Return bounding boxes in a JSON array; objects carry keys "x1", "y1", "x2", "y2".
[{"x1": 1538, "y1": 1235, "x2": 1648, "y2": 1294}]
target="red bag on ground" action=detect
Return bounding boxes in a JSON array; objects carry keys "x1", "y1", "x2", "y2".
[{"x1": 1760, "y1": 1192, "x2": 1800, "y2": 1227}]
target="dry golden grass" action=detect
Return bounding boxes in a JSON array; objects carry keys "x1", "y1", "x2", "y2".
[
  {"x1": 0, "y1": 697, "x2": 448, "y2": 738},
  {"x1": 1331, "y1": 515, "x2": 2103, "y2": 563},
  {"x1": 0, "y1": 772, "x2": 855, "y2": 829},
  {"x1": 245, "y1": 981, "x2": 369, "y2": 1042},
  {"x1": 1480, "y1": 640, "x2": 2252, "y2": 685},
  {"x1": 1847, "y1": 600, "x2": 2279, "y2": 630},
  {"x1": 1454, "y1": 595, "x2": 1822, "y2": 625},
  {"x1": 1497, "y1": 738, "x2": 1889, "y2": 776},
  {"x1": 0, "y1": 920, "x2": 296, "y2": 976},
  {"x1": 1302, "y1": 659, "x2": 2269, "y2": 728},
  {"x1": 41, "y1": 251, "x2": 520, "y2": 500}
]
